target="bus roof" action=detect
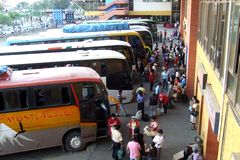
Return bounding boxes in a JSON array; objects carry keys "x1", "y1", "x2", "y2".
[
  {"x1": 0, "y1": 40, "x2": 131, "y2": 55},
  {"x1": 0, "y1": 50, "x2": 126, "y2": 66},
  {"x1": 6, "y1": 29, "x2": 141, "y2": 45},
  {"x1": 0, "y1": 67, "x2": 102, "y2": 89},
  {"x1": 130, "y1": 26, "x2": 152, "y2": 34}
]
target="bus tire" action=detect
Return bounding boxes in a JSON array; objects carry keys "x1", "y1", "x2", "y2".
[{"x1": 64, "y1": 131, "x2": 86, "y2": 152}]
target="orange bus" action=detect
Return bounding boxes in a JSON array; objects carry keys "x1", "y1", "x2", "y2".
[{"x1": 0, "y1": 67, "x2": 110, "y2": 155}]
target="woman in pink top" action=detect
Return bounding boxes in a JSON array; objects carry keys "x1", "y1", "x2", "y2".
[{"x1": 127, "y1": 136, "x2": 141, "y2": 160}]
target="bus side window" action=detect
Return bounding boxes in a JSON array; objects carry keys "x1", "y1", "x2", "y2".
[
  {"x1": 101, "y1": 62, "x2": 107, "y2": 76},
  {"x1": 61, "y1": 87, "x2": 70, "y2": 104},
  {"x1": 2, "y1": 90, "x2": 20, "y2": 111},
  {"x1": 0, "y1": 92, "x2": 4, "y2": 111},
  {"x1": 19, "y1": 90, "x2": 28, "y2": 109},
  {"x1": 34, "y1": 87, "x2": 71, "y2": 108},
  {"x1": 35, "y1": 89, "x2": 45, "y2": 106},
  {"x1": 82, "y1": 83, "x2": 95, "y2": 101}
]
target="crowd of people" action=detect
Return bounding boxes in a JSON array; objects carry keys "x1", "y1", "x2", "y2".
[{"x1": 107, "y1": 26, "x2": 202, "y2": 160}]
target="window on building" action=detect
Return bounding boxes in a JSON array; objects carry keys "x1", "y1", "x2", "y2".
[
  {"x1": 215, "y1": 3, "x2": 229, "y2": 77},
  {"x1": 227, "y1": 3, "x2": 240, "y2": 119},
  {"x1": 228, "y1": 6, "x2": 240, "y2": 74},
  {"x1": 184, "y1": 0, "x2": 188, "y2": 18},
  {"x1": 208, "y1": 4, "x2": 217, "y2": 62}
]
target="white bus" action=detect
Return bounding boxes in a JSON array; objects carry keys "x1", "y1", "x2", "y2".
[
  {"x1": 5, "y1": 30, "x2": 148, "y2": 61},
  {"x1": 0, "y1": 50, "x2": 133, "y2": 104},
  {"x1": 0, "y1": 40, "x2": 136, "y2": 72},
  {"x1": 130, "y1": 26, "x2": 153, "y2": 50}
]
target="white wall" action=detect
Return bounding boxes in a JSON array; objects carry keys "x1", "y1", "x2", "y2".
[{"x1": 133, "y1": 0, "x2": 172, "y2": 11}]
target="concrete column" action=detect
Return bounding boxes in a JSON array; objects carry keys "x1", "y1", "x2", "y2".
[
  {"x1": 179, "y1": 0, "x2": 185, "y2": 36},
  {"x1": 185, "y1": 0, "x2": 199, "y2": 98}
]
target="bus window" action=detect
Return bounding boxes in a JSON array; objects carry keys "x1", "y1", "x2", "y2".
[
  {"x1": 34, "y1": 86, "x2": 71, "y2": 108},
  {"x1": 109, "y1": 36, "x2": 126, "y2": 41},
  {"x1": 0, "y1": 90, "x2": 28, "y2": 112},
  {"x1": 80, "y1": 83, "x2": 96, "y2": 122},
  {"x1": 82, "y1": 83, "x2": 95, "y2": 101},
  {"x1": 139, "y1": 31, "x2": 153, "y2": 49},
  {"x1": 107, "y1": 60, "x2": 132, "y2": 90},
  {"x1": 19, "y1": 90, "x2": 28, "y2": 108},
  {"x1": 101, "y1": 62, "x2": 107, "y2": 75},
  {"x1": 90, "y1": 61, "x2": 102, "y2": 76},
  {"x1": 61, "y1": 87, "x2": 71, "y2": 104},
  {"x1": 128, "y1": 35, "x2": 145, "y2": 59},
  {"x1": 4, "y1": 91, "x2": 19, "y2": 110}
]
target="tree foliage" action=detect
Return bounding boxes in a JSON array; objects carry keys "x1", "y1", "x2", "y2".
[
  {"x1": 0, "y1": 3, "x2": 3, "y2": 12},
  {"x1": 0, "y1": 13, "x2": 12, "y2": 25},
  {"x1": 52, "y1": 0, "x2": 70, "y2": 9}
]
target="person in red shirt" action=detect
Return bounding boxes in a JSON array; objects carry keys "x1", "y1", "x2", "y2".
[
  {"x1": 159, "y1": 93, "x2": 169, "y2": 114},
  {"x1": 127, "y1": 116, "x2": 140, "y2": 138},
  {"x1": 164, "y1": 29, "x2": 167, "y2": 41},
  {"x1": 108, "y1": 113, "x2": 121, "y2": 136},
  {"x1": 149, "y1": 68, "x2": 156, "y2": 92},
  {"x1": 107, "y1": 113, "x2": 121, "y2": 150}
]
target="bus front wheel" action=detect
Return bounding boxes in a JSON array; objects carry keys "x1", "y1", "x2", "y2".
[{"x1": 64, "y1": 131, "x2": 86, "y2": 152}]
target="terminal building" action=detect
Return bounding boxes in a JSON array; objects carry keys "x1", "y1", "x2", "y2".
[
  {"x1": 181, "y1": 0, "x2": 240, "y2": 159},
  {"x1": 72, "y1": 0, "x2": 180, "y2": 23}
]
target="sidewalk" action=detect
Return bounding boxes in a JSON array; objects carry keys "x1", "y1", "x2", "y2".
[{"x1": 114, "y1": 26, "x2": 197, "y2": 159}]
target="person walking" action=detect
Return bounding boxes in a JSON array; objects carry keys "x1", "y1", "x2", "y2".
[
  {"x1": 159, "y1": 31, "x2": 163, "y2": 43},
  {"x1": 149, "y1": 68, "x2": 156, "y2": 92},
  {"x1": 137, "y1": 90, "x2": 145, "y2": 117},
  {"x1": 190, "y1": 108, "x2": 198, "y2": 130},
  {"x1": 152, "y1": 129, "x2": 165, "y2": 160},
  {"x1": 159, "y1": 92, "x2": 169, "y2": 114},
  {"x1": 161, "y1": 69, "x2": 169, "y2": 90},
  {"x1": 112, "y1": 125, "x2": 123, "y2": 160},
  {"x1": 133, "y1": 128, "x2": 145, "y2": 159},
  {"x1": 167, "y1": 81, "x2": 174, "y2": 108},
  {"x1": 164, "y1": 29, "x2": 167, "y2": 41},
  {"x1": 154, "y1": 82, "x2": 162, "y2": 96},
  {"x1": 117, "y1": 90, "x2": 129, "y2": 117},
  {"x1": 108, "y1": 113, "x2": 121, "y2": 150},
  {"x1": 149, "y1": 93, "x2": 158, "y2": 117},
  {"x1": 127, "y1": 136, "x2": 141, "y2": 160}
]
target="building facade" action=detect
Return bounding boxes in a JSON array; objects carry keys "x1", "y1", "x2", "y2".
[
  {"x1": 99, "y1": 0, "x2": 180, "y2": 23},
  {"x1": 181, "y1": 0, "x2": 240, "y2": 159}
]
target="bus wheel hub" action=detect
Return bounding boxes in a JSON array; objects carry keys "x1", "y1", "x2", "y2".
[{"x1": 70, "y1": 136, "x2": 81, "y2": 148}]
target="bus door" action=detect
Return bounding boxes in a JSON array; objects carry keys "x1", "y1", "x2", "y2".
[{"x1": 78, "y1": 83, "x2": 108, "y2": 139}]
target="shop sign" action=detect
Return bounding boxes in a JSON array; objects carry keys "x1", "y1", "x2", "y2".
[
  {"x1": 198, "y1": 63, "x2": 207, "y2": 90},
  {"x1": 205, "y1": 85, "x2": 220, "y2": 134}
]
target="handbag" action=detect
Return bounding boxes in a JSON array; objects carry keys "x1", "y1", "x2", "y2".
[{"x1": 117, "y1": 147, "x2": 126, "y2": 159}]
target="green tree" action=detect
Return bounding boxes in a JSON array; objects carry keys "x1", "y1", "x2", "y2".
[
  {"x1": 52, "y1": 0, "x2": 70, "y2": 9},
  {"x1": 0, "y1": 3, "x2": 4, "y2": 12},
  {"x1": 8, "y1": 11, "x2": 21, "y2": 21},
  {"x1": 0, "y1": 13, "x2": 12, "y2": 25},
  {"x1": 16, "y1": 2, "x2": 30, "y2": 11}
]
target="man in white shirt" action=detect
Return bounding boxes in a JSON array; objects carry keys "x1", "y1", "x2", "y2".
[
  {"x1": 152, "y1": 129, "x2": 165, "y2": 160},
  {"x1": 111, "y1": 125, "x2": 123, "y2": 160}
]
